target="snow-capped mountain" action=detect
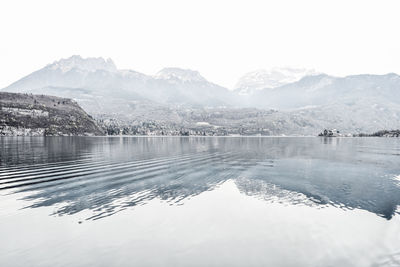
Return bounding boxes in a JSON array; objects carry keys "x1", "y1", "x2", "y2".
[
  {"x1": 5, "y1": 55, "x2": 148, "y2": 93},
  {"x1": 155, "y1": 68, "x2": 206, "y2": 83},
  {"x1": 2, "y1": 56, "x2": 234, "y2": 117},
  {"x1": 235, "y1": 67, "x2": 319, "y2": 95},
  {"x1": 48, "y1": 55, "x2": 117, "y2": 73}
]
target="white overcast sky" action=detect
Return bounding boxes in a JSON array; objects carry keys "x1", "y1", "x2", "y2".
[{"x1": 1, "y1": 0, "x2": 400, "y2": 89}]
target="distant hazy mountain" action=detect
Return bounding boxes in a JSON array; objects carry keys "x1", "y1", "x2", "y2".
[
  {"x1": 3, "y1": 55, "x2": 400, "y2": 135},
  {"x1": 150, "y1": 67, "x2": 235, "y2": 107},
  {"x1": 240, "y1": 72, "x2": 400, "y2": 133},
  {"x1": 252, "y1": 73, "x2": 400, "y2": 110},
  {"x1": 235, "y1": 67, "x2": 318, "y2": 95}
]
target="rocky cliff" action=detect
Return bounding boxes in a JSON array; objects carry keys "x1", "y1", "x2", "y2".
[{"x1": 0, "y1": 92, "x2": 103, "y2": 136}]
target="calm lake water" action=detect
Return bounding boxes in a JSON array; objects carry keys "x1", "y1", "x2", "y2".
[{"x1": 1, "y1": 136, "x2": 400, "y2": 266}]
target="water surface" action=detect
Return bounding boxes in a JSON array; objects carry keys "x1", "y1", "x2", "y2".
[{"x1": 1, "y1": 137, "x2": 400, "y2": 266}]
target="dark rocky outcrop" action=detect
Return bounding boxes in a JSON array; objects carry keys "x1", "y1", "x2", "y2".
[{"x1": 0, "y1": 92, "x2": 104, "y2": 136}]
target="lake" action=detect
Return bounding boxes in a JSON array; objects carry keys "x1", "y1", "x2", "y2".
[{"x1": 1, "y1": 136, "x2": 400, "y2": 266}]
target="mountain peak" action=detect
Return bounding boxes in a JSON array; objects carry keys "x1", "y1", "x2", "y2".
[
  {"x1": 47, "y1": 55, "x2": 117, "y2": 73},
  {"x1": 155, "y1": 68, "x2": 206, "y2": 83},
  {"x1": 235, "y1": 67, "x2": 319, "y2": 95}
]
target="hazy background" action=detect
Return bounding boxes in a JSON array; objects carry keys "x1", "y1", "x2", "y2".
[{"x1": 1, "y1": 0, "x2": 400, "y2": 89}]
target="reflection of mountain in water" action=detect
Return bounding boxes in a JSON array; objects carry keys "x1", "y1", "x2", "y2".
[{"x1": 1, "y1": 137, "x2": 399, "y2": 220}]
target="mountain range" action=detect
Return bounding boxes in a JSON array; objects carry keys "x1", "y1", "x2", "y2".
[{"x1": 3, "y1": 55, "x2": 400, "y2": 135}]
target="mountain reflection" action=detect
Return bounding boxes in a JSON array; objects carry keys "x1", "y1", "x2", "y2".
[{"x1": 1, "y1": 136, "x2": 399, "y2": 220}]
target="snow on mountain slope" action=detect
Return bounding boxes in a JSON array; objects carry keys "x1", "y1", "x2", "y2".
[
  {"x1": 155, "y1": 68, "x2": 206, "y2": 83},
  {"x1": 235, "y1": 67, "x2": 319, "y2": 95},
  {"x1": 48, "y1": 55, "x2": 117, "y2": 73},
  {"x1": 4, "y1": 55, "x2": 149, "y2": 93},
  {"x1": 2, "y1": 56, "x2": 235, "y2": 116}
]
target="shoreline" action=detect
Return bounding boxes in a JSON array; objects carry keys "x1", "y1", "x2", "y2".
[{"x1": 0, "y1": 135, "x2": 397, "y2": 138}]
